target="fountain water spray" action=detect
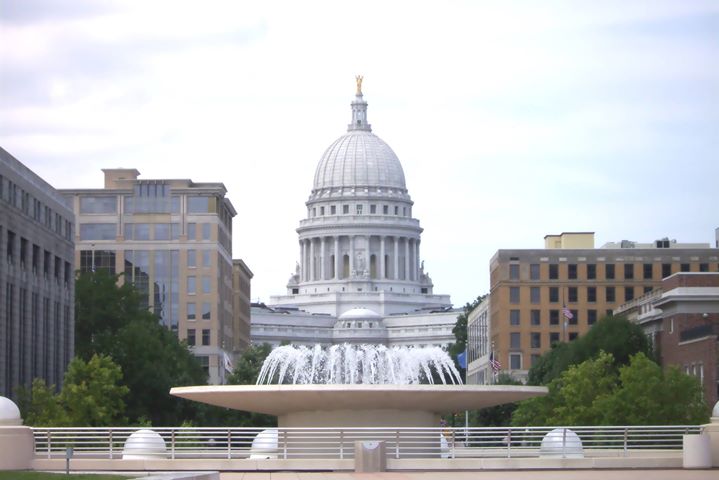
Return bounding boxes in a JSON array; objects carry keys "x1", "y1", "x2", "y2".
[{"x1": 257, "y1": 344, "x2": 463, "y2": 385}]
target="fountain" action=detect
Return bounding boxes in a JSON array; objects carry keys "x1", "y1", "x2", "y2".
[{"x1": 171, "y1": 344, "x2": 547, "y2": 433}]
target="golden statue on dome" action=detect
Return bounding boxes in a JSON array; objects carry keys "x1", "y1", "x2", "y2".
[{"x1": 355, "y1": 75, "x2": 363, "y2": 95}]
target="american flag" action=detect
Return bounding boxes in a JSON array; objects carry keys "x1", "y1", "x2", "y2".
[
  {"x1": 562, "y1": 306, "x2": 574, "y2": 320},
  {"x1": 489, "y1": 351, "x2": 501, "y2": 374}
]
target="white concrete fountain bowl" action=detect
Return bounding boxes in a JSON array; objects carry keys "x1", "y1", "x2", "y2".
[
  {"x1": 540, "y1": 428, "x2": 584, "y2": 458},
  {"x1": 250, "y1": 428, "x2": 278, "y2": 459},
  {"x1": 122, "y1": 429, "x2": 168, "y2": 459},
  {"x1": 0, "y1": 397, "x2": 22, "y2": 426}
]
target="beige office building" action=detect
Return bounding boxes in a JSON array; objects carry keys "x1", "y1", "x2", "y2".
[
  {"x1": 486, "y1": 232, "x2": 719, "y2": 382},
  {"x1": 232, "y1": 259, "x2": 253, "y2": 355},
  {"x1": 61, "y1": 169, "x2": 237, "y2": 384}
]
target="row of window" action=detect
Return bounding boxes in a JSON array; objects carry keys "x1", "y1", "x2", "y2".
[
  {"x1": 2, "y1": 227, "x2": 72, "y2": 284},
  {"x1": 187, "y1": 276, "x2": 213, "y2": 295},
  {"x1": 509, "y1": 308, "x2": 609, "y2": 326},
  {"x1": 79, "y1": 222, "x2": 213, "y2": 241},
  {"x1": 509, "y1": 285, "x2": 653, "y2": 304},
  {"x1": 80, "y1": 193, "x2": 219, "y2": 215},
  {"x1": 186, "y1": 328, "x2": 211, "y2": 346},
  {"x1": 310, "y1": 203, "x2": 411, "y2": 218},
  {"x1": 1, "y1": 175, "x2": 73, "y2": 241},
  {"x1": 509, "y1": 331, "x2": 574, "y2": 350},
  {"x1": 509, "y1": 261, "x2": 715, "y2": 282}
]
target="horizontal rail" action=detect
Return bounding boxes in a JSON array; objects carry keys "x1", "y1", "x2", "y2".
[{"x1": 32, "y1": 425, "x2": 701, "y2": 460}]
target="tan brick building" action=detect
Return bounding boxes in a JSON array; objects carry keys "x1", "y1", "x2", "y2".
[{"x1": 486, "y1": 232, "x2": 719, "y2": 382}]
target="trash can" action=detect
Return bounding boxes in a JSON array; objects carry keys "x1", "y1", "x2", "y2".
[
  {"x1": 355, "y1": 440, "x2": 386, "y2": 472},
  {"x1": 683, "y1": 434, "x2": 711, "y2": 469}
]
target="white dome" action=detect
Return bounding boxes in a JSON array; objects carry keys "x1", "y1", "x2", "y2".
[
  {"x1": 0, "y1": 396, "x2": 22, "y2": 426},
  {"x1": 339, "y1": 308, "x2": 382, "y2": 320},
  {"x1": 122, "y1": 429, "x2": 168, "y2": 459},
  {"x1": 540, "y1": 428, "x2": 584, "y2": 458},
  {"x1": 313, "y1": 130, "x2": 406, "y2": 192},
  {"x1": 250, "y1": 428, "x2": 278, "y2": 459}
]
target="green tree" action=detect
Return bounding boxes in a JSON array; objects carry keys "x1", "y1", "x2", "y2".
[
  {"x1": 527, "y1": 315, "x2": 651, "y2": 386},
  {"x1": 60, "y1": 355, "x2": 129, "y2": 426},
  {"x1": 228, "y1": 343, "x2": 273, "y2": 385},
  {"x1": 17, "y1": 378, "x2": 67, "y2": 427},
  {"x1": 472, "y1": 373, "x2": 522, "y2": 427}
]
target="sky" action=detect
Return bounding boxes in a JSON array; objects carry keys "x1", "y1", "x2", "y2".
[{"x1": 1, "y1": 0, "x2": 718, "y2": 307}]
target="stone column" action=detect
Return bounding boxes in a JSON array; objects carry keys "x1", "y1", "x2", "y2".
[
  {"x1": 416, "y1": 239, "x2": 421, "y2": 278},
  {"x1": 380, "y1": 236, "x2": 386, "y2": 279},
  {"x1": 334, "y1": 236, "x2": 340, "y2": 279},
  {"x1": 300, "y1": 240, "x2": 306, "y2": 282},
  {"x1": 404, "y1": 238, "x2": 410, "y2": 281},
  {"x1": 309, "y1": 239, "x2": 315, "y2": 282},
  {"x1": 320, "y1": 237, "x2": 326, "y2": 281},
  {"x1": 349, "y1": 235, "x2": 355, "y2": 277},
  {"x1": 393, "y1": 237, "x2": 399, "y2": 280}
]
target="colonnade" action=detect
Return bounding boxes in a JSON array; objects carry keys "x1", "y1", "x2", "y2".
[{"x1": 298, "y1": 235, "x2": 421, "y2": 283}]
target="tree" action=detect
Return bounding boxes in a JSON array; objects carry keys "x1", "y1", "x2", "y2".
[
  {"x1": 527, "y1": 315, "x2": 651, "y2": 386},
  {"x1": 19, "y1": 355, "x2": 128, "y2": 427},
  {"x1": 448, "y1": 294, "x2": 487, "y2": 374},
  {"x1": 228, "y1": 343, "x2": 273, "y2": 385},
  {"x1": 75, "y1": 270, "x2": 207, "y2": 426},
  {"x1": 472, "y1": 373, "x2": 522, "y2": 427}
]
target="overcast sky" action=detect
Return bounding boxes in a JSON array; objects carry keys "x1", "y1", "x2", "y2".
[{"x1": 1, "y1": 0, "x2": 717, "y2": 307}]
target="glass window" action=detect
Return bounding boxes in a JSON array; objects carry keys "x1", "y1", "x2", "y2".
[
  {"x1": 202, "y1": 329, "x2": 211, "y2": 346},
  {"x1": 681, "y1": 263, "x2": 690, "y2": 272},
  {"x1": 587, "y1": 264, "x2": 596, "y2": 280},
  {"x1": 394, "y1": 206, "x2": 399, "y2": 215},
  {"x1": 699, "y1": 263, "x2": 709, "y2": 272},
  {"x1": 550, "y1": 309, "x2": 559, "y2": 325},
  {"x1": 549, "y1": 287, "x2": 559, "y2": 303},
  {"x1": 187, "y1": 250, "x2": 196, "y2": 268},
  {"x1": 509, "y1": 353, "x2": 521, "y2": 370},
  {"x1": 549, "y1": 264, "x2": 558, "y2": 279},
  {"x1": 320, "y1": 206, "x2": 325, "y2": 215},
  {"x1": 202, "y1": 250, "x2": 211, "y2": 267},
  {"x1": 187, "y1": 302, "x2": 196, "y2": 320},
  {"x1": 330, "y1": 205, "x2": 336, "y2": 214},
  {"x1": 587, "y1": 286, "x2": 596, "y2": 303},
  {"x1": 606, "y1": 263, "x2": 615, "y2": 279},
  {"x1": 568, "y1": 287, "x2": 578, "y2": 303},
  {"x1": 588, "y1": 309, "x2": 597, "y2": 325},
  {"x1": 643, "y1": 263, "x2": 653, "y2": 279},
  {"x1": 171, "y1": 196, "x2": 181, "y2": 213},
  {"x1": 187, "y1": 276, "x2": 196, "y2": 295},
  {"x1": 549, "y1": 332, "x2": 560, "y2": 345},
  {"x1": 569, "y1": 332, "x2": 578, "y2": 341},
  {"x1": 202, "y1": 276, "x2": 211, "y2": 293},
  {"x1": 662, "y1": 263, "x2": 672, "y2": 278},
  {"x1": 531, "y1": 332, "x2": 541, "y2": 349},
  {"x1": 624, "y1": 263, "x2": 634, "y2": 280},
  {"x1": 509, "y1": 287, "x2": 520, "y2": 304},
  {"x1": 510, "y1": 310, "x2": 520, "y2": 325},
  {"x1": 356, "y1": 205, "x2": 363, "y2": 214},
  {"x1": 644, "y1": 286, "x2": 653, "y2": 294},
  {"x1": 530, "y1": 287, "x2": 540, "y2": 304},
  {"x1": 188, "y1": 196, "x2": 210, "y2": 213},
  {"x1": 79, "y1": 223, "x2": 116, "y2": 240},
  {"x1": 569, "y1": 310, "x2": 578, "y2": 325},
  {"x1": 187, "y1": 329, "x2": 196, "y2": 346},
  {"x1": 201, "y1": 302, "x2": 211, "y2": 320},
  {"x1": 625, "y1": 286, "x2": 634, "y2": 302},
  {"x1": 568, "y1": 264, "x2": 577, "y2": 279},
  {"x1": 343, "y1": 205, "x2": 349, "y2": 214},
  {"x1": 510, "y1": 332, "x2": 521, "y2": 349},
  {"x1": 187, "y1": 223, "x2": 196, "y2": 240},
  {"x1": 202, "y1": 223, "x2": 211, "y2": 240},
  {"x1": 530, "y1": 264, "x2": 540, "y2": 280},
  {"x1": 155, "y1": 224, "x2": 170, "y2": 240},
  {"x1": 370, "y1": 205, "x2": 376, "y2": 214},
  {"x1": 509, "y1": 264, "x2": 519, "y2": 280},
  {"x1": 606, "y1": 286, "x2": 615, "y2": 303},
  {"x1": 170, "y1": 223, "x2": 180, "y2": 240},
  {"x1": 383, "y1": 205, "x2": 388, "y2": 214},
  {"x1": 530, "y1": 309, "x2": 540, "y2": 325},
  {"x1": 80, "y1": 196, "x2": 116, "y2": 214}
]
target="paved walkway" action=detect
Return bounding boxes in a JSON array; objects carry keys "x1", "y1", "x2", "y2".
[{"x1": 219, "y1": 470, "x2": 717, "y2": 480}]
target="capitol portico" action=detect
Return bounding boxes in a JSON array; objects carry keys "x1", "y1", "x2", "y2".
[{"x1": 251, "y1": 78, "x2": 458, "y2": 347}]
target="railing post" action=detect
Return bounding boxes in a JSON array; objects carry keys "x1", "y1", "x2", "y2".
[
  {"x1": 282, "y1": 430, "x2": 287, "y2": 459},
  {"x1": 227, "y1": 429, "x2": 232, "y2": 459},
  {"x1": 562, "y1": 428, "x2": 567, "y2": 459},
  {"x1": 339, "y1": 429, "x2": 344, "y2": 459},
  {"x1": 451, "y1": 429, "x2": 456, "y2": 459},
  {"x1": 171, "y1": 429, "x2": 176, "y2": 460},
  {"x1": 506, "y1": 429, "x2": 512, "y2": 458},
  {"x1": 623, "y1": 428, "x2": 628, "y2": 457},
  {"x1": 109, "y1": 430, "x2": 113, "y2": 459},
  {"x1": 395, "y1": 430, "x2": 400, "y2": 459},
  {"x1": 47, "y1": 431, "x2": 51, "y2": 459}
]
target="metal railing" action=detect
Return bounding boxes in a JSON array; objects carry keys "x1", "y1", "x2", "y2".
[{"x1": 32, "y1": 425, "x2": 701, "y2": 460}]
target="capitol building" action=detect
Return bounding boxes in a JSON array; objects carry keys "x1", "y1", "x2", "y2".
[{"x1": 251, "y1": 79, "x2": 459, "y2": 347}]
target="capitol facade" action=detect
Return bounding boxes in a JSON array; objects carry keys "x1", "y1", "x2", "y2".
[{"x1": 251, "y1": 79, "x2": 458, "y2": 347}]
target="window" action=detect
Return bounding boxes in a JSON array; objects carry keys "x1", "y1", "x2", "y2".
[
  {"x1": 531, "y1": 354, "x2": 541, "y2": 367},
  {"x1": 187, "y1": 329, "x2": 196, "y2": 346},
  {"x1": 530, "y1": 287, "x2": 540, "y2": 304},
  {"x1": 550, "y1": 310, "x2": 559, "y2": 325},
  {"x1": 530, "y1": 264, "x2": 540, "y2": 280},
  {"x1": 187, "y1": 250, "x2": 196, "y2": 268},
  {"x1": 201, "y1": 302, "x2": 211, "y2": 320},
  {"x1": 531, "y1": 310, "x2": 541, "y2": 325},
  {"x1": 330, "y1": 205, "x2": 336, "y2": 214},
  {"x1": 343, "y1": 205, "x2": 349, "y2": 214},
  {"x1": 509, "y1": 353, "x2": 521, "y2": 370},
  {"x1": 624, "y1": 263, "x2": 634, "y2": 280},
  {"x1": 202, "y1": 250, "x2": 211, "y2": 267},
  {"x1": 187, "y1": 303, "x2": 196, "y2": 320},
  {"x1": 588, "y1": 309, "x2": 597, "y2": 325},
  {"x1": 587, "y1": 286, "x2": 596, "y2": 303},
  {"x1": 198, "y1": 355, "x2": 209, "y2": 375},
  {"x1": 568, "y1": 264, "x2": 577, "y2": 279},
  {"x1": 549, "y1": 332, "x2": 560, "y2": 345},
  {"x1": 394, "y1": 206, "x2": 399, "y2": 215},
  {"x1": 643, "y1": 263, "x2": 653, "y2": 279},
  {"x1": 155, "y1": 223, "x2": 170, "y2": 240},
  {"x1": 680, "y1": 263, "x2": 690, "y2": 272},
  {"x1": 510, "y1": 332, "x2": 521, "y2": 349},
  {"x1": 79, "y1": 223, "x2": 116, "y2": 240},
  {"x1": 587, "y1": 264, "x2": 596, "y2": 280},
  {"x1": 625, "y1": 286, "x2": 634, "y2": 302},
  {"x1": 187, "y1": 222, "x2": 196, "y2": 240},
  {"x1": 662, "y1": 263, "x2": 672, "y2": 278},
  {"x1": 320, "y1": 206, "x2": 325, "y2": 215},
  {"x1": 370, "y1": 205, "x2": 376, "y2": 214},
  {"x1": 187, "y1": 276, "x2": 196, "y2": 295},
  {"x1": 606, "y1": 286, "x2": 615, "y2": 302},
  {"x1": 202, "y1": 223, "x2": 211, "y2": 240},
  {"x1": 509, "y1": 264, "x2": 519, "y2": 280},
  {"x1": 568, "y1": 332, "x2": 578, "y2": 341},
  {"x1": 549, "y1": 287, "x2": 559, "y2": 303},
  {"x1": 568, "y1": 287, "x2": 578, "y2": 303},
  {"x1": 700, "y1": 263, "x2": 709, "y2": 272},
  {"x1": 509, "y1": 287, "x2": 520, "y2": 304},
  {"x1": 201, "y1": 329, "x2": 211, "y2": 346},
  {"x1": 569, "y1": 310, "x2": 578, "y2": 325},
  {"x1": 510, "y1": 310, "x2": 520, "y2": 325},
  {"x1": 383, "y1": 205, "x2": 388, "y2": 214},
  {"x1": 531, "y1": 332, "x2": 541, "y2": 349},
  {"x1": 187, "y1": 196, "x2": 210, "y2": 213},
  {"x1": 549, "y1": 264, "x2": 558, "y2": 279},
  {"x1": 201, "y1": 276, "x2": 211, "y2": 294},
  {"x1": 606, "y1": 263, "x2": 615, "y2": 279},
  {"x1": 356, "y1": 204, "x2": 363, "y2": 215},
  {"x1": 80, "y1": 196, "x2": 116, "y2": 214}
]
